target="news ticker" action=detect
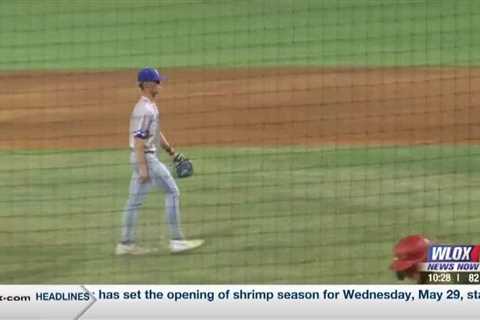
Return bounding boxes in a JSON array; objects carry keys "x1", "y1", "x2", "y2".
[{"x1": 1, "y1": 285, "x2": 480, "y2": 319}]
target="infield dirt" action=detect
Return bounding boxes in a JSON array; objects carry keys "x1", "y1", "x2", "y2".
[{"x1": 0, "y1": 67, "x2": 478, "y2": 149}]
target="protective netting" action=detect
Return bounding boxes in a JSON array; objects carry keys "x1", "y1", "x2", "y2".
[{"x1": 0, "y1": 0, "x2": 479, "y2": 283}]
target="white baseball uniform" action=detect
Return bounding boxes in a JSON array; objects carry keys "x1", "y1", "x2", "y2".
[{"x1": 121, "y1": 96, "x2": 184, "y2": 244}]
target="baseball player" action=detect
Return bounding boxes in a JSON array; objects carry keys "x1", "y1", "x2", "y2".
[
  {"x1": 390, "y1": 234, "x2": 431, "y2": 283},
  {"x1": 115, "y1": 67, "x2": 204, "y2": 255}
]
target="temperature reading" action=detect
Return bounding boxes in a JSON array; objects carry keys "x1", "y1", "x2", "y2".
[{"x1": 468, "y1": 273, "x2": 480, "y2": 284}]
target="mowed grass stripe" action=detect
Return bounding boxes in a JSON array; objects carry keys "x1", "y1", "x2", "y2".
[
  {"x1": 0, "y1": 145, "x2": 479, "y2": 283},
  {"x1": 1, "y1": 0, "x2": 480, "y2": 69}
]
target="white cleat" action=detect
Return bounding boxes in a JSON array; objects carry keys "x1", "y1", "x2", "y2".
[
  {"x1": 115, "y1": 243, "x2": 157, "y2": 256},
  {"x1": 169, "y1": 239, "x2": 205, "y2": 253}
]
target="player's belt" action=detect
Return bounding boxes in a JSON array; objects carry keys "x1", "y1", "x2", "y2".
[{"x1": 130, "y1": 149, "x2": 156, "y2": 154}]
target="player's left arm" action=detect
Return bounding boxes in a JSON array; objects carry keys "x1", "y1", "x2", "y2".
[
  {"x1": 159, "y1": 130, "x2": 193, "y2": 178},
  {"x1": 159, "y1": 131, "x2": 176, "y2": 157}
]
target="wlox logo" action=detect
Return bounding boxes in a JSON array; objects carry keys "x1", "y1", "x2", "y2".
[{"x1": 428, "y1": 245, "x2": 480, "y2": 262}]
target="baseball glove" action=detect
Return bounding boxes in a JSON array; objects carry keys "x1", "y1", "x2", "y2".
[{"x1": 173, "y1": 153, "x2": 193, "y2": 178}]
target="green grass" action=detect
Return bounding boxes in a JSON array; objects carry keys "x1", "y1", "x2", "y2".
[
  {"x1": 1, "y1": 0, "x2": 480, "y2": 69},
  {"x1": 1, "y1": 145, "x2": 480, "y2": 283}
]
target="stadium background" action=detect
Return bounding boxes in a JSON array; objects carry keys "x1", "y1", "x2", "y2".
[{"x1": 1, "y1": 0, "x2": 479, "y2": 283}]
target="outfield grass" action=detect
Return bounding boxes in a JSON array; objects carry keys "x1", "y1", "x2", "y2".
[
  {"x1": 0, "y1": 0, "x2": 479, "y2": 69},
  {"x1": 1, "y1": 145, "x2": 479, "y2": 283}
]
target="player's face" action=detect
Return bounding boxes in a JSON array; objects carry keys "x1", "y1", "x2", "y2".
[
  {"x1": 151, "y1": 81, "x2": 161, "y2": 97},
  {"x1": 144, "y1": 81, "x2": 161, "y2": 98},
  {"x1": 399, "y1": 267, "x2": 422, "y2": 283}
]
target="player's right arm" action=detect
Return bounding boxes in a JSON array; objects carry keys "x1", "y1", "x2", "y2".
[
  {"x1": 134, "y1": 137, "x2": 149, "y2": 183},
  {"x1": 131, "y1": 107, "x2": 154, "y2": 183}
]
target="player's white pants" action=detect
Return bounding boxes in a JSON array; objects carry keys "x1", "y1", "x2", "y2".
[{"x1": 121, "y1": 153, "x2": 184, "y2": 244}]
